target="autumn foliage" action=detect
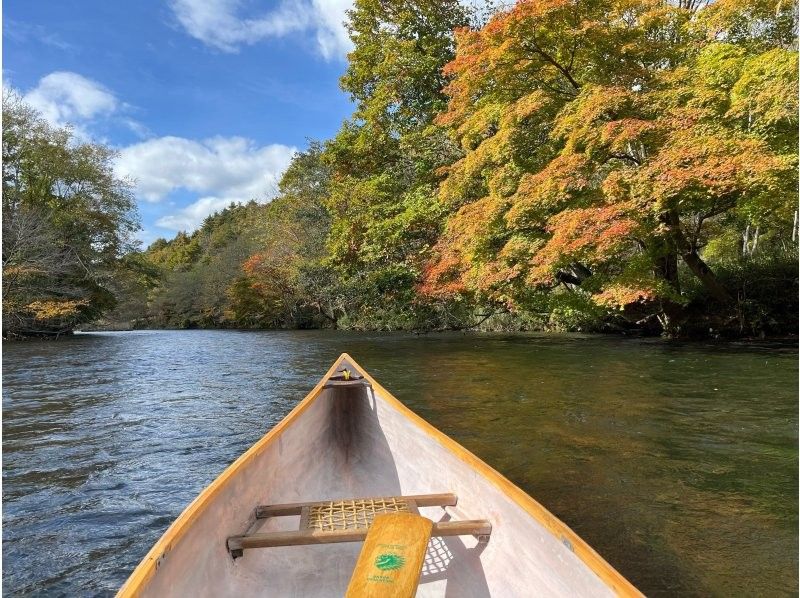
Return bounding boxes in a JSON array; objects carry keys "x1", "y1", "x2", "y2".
[
  {"x1": 135, "y1": 0, "x2": 797, "y2": 337},
  {"x1": 420, "y1": 0, "x2": 798, "y2": 333}
]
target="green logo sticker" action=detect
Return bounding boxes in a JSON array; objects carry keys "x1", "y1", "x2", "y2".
[{"x1": 375, "y1": 553, "x2": 405, "y2": 571}]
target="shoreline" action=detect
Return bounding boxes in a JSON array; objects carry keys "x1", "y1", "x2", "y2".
[{"x1": 7, "y1": 326, "x2": 797, "y2": 345}]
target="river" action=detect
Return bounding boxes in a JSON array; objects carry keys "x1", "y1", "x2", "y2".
[{"x1": 2, "y1": 330, "x2": 797, "y2": 596}]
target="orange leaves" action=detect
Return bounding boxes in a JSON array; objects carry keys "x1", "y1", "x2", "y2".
[
  {"x1": 507, "y1": 90, "x2": 551, "y2": 124},
  {"x1": 551, "y1": 84, "x2": 659, "y2": 161},
  {"x1": 601, "y1": 118, "x2": 658, "y2": 154},
  {"x1": 418, "y1": 252, "x2": 468, "y2": 299},
  {"x1": 507, "y1": 153, "x2": 594, "y2": 228},
  {"x1": 242, "y1": 253, "x2": 266, "y2": 277},
  {"x1": 428, "y1": 0, "x2": 797, "y2": 319},
  {"x1": 419, "y1": 195, "x2": 509, "y2": 299},
  {"x1": 593, "y1": 283, "x2": 657, "y2": 308},
  {"x1": 638, "y1": 132, "x2": 784, "y2": 208},
  {"x1": 528, "y1": 205, "x2": 638, "y2": 283}
]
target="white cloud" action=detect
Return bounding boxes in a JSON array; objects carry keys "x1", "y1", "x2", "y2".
[
  {"x1": 156, "y1": 196, "x2": 237, "y2": 231},
  {"x1": 16, "y1": 71, "x2": 150, "y2": 141},
  {"x1": 309, "y1": 0, "x2": 352, "y2": 60},
  {"x1": 115, "y1": 135, "x2": 296, "y2": 231},
  {"x1": 170, "y1": 0, "x2": 352, "y2": 59},
  {"x1": 22, "y1": 72, "x2": 118, "y2": 134}
]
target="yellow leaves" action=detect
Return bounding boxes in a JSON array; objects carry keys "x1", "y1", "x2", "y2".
[
  {"x1": 454, "y1": 103, "x2": 503, "y2": 150},
  {"x1": 552, "y1": 85, "x2": 641, "y2": 152},
  {"x1": 499, "y1": 234, "x2": 543, "y2": 263},
  {"x1": 728, "y1": 48, "x2": 799, "y2": 135},
  {"x1": 509, "y1": 0, "x2": 578, "y2": 24},
  {"x1": 438, "y1": 130, "x2": 513, "y2": 205},
  {"x1": 2, "y1": 265, "x2": 46, "y2": 278},
  {"x1": 601, "y1": 118, "x2": 658, "y2": 154},
  {"x1": 692, "y1": 0, "x2": 795, "y2": 46},
  {"x1": 25, "y1": 299, "x2": 89, "y2": 320},
  {"x1": 637, "y1": 131, "x2": 785, "y2": 206},
  {"x1": 505, "y1": 90, "x2": 551, "y2": 124},
  {"x1": 429, "y1": 0, "x2": 797, "y2": 314},
  {"x1": 419, "y1": 194, "x2": 510, "y2": 299}
]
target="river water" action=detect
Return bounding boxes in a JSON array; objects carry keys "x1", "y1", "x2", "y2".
[{"x1": 2, "y1": 330, "x2": 797, "y2": 596}]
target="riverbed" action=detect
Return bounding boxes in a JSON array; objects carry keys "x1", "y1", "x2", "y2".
[{"x1": 2, "y1": 330, "x2": 797, "y2": 596}]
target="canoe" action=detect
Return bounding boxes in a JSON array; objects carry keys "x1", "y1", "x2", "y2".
[{"x1": 117, "y1": 353, "x2": 642, "y2": 597}]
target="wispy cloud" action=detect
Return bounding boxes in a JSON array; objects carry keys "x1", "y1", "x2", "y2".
[
  {"x1": 115, "y1": 135, "x2": 296, "y2": 231},
  {"x1": 11, "y1": 70, "x2": 295, "y2": 234},
  {"x1": 4, "y1": 19, "x2": 75, "y2": 51},
  {"x1": 169, "y1": 0, "x2": 352, "y2": 59}
]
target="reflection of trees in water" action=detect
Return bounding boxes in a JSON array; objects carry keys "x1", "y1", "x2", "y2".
[{"x1": 364, "y1": 336, "x2": 798, "y2": 596}]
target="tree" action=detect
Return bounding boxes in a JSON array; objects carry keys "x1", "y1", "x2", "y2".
[
  {"x1": 422, "y1": 0, "x2": 798, "y2": 334},
  {"x1": 318, "y1": 0, "x2": 475, "y2": 328},
  {"x1": 2, "y1": 93, "x2": 140, "y2": 337}
]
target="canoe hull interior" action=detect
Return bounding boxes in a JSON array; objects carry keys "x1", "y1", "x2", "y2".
[{"x1": 119, "y1": 355, "x2": 638, "y2": 597}]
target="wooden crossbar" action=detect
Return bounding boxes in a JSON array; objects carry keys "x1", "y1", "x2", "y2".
[
  {"x1": 255, "y1": 493, "x2": 458, "y2": 519},
  {"x1": 227, "y1": 520, "x2": 492, "y2": 553},
  {"x1": 228, "y1": 492, "x2": 489, "y2": 558},
  {"x1": 322, "y1": 379, "x2": 372, "y2": 389}
]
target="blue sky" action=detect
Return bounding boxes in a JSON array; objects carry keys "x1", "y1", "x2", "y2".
[{"x1": 3, "y1": 0, "x2": 355, "y2": 245}]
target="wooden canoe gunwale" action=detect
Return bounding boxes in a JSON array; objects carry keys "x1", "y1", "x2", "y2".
[
  {"x1": 117, "y1": 352, "x2": 642, "y2": 597},
  {"x1": 116, "y1": 356, "x2": 343, "y2": 597}
]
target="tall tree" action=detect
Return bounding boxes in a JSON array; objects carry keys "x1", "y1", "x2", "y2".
[
  {"x1": 2, "y1": 94, "x2": 140, "y2": 337},
  {"x1": 321, "y1": 0, "x2": 473, "y2": 327},
  {"x1": 422, "y1": 0, "x2": 798, "y2": 333}
]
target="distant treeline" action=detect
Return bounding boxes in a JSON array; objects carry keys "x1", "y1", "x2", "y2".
[{"x1": 5, "y1": 0, "x2": 798, "y2": 339}]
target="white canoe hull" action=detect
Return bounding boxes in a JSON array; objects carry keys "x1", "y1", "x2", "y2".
[{"x1": 118, "y1": 354, "x2": 641, "y2": 597}]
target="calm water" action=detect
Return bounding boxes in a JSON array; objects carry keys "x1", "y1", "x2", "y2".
[{"x1": 2, "y1": 331, "x2": 797, "y2": 596}]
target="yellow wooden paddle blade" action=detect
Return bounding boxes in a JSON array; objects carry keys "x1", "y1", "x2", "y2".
[{"x1": 346, "y1": 512, "x2": 433, "y2": 598}]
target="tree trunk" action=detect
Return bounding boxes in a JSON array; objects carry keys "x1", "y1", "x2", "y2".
[
  {"x1": 655, "y1": 248, "x2": 680, "y2": 293},
  {"x1": 661, "y1": 209, "x2": 733, "y2": 305},
  {"x1": 680, "y1": 249, "x2": 733, "y2": 304},
  {"x1": 555, "y1": 262, "x2": 593, "y2": 286}
]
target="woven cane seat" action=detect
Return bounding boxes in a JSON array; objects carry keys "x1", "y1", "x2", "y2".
[{"x1": 306, "y1": 497, "x2": 411, "y2": 531}]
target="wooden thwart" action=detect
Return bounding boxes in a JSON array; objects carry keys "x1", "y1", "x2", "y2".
[
  {"x1": 228, "y1": 493, "x2": 490, "y2": 558},
  {"x1": 255, "y1": 493, "x2": 457, "y2": 519},
  {"x1": 228, "y1": 520, "x2": 491, "y2": 552},
  {"x1": 322, "y1": 374, "x2": 372, "y2": 390}
]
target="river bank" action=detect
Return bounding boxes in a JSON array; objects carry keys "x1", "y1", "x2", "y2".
[{"x1": 77, "y1": 316, "x2": 799, "y2": 341}]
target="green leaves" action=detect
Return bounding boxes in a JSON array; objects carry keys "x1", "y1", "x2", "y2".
[{"x1": 2, "y1": 94, "x2": 140, "y2": 337}]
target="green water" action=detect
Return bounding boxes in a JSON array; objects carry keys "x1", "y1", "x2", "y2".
[{"x1": 3, "y1": 331, "x2": 797, "y2": 595}]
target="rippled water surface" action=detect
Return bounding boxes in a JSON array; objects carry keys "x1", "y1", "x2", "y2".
[{"x1": 3, "y1": 331, "x2": 797, "y2": 596}]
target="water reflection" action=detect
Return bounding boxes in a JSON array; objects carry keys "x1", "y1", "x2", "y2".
[{"x1": 2, "y1": 331, "x2": 797, "y2": 596}]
